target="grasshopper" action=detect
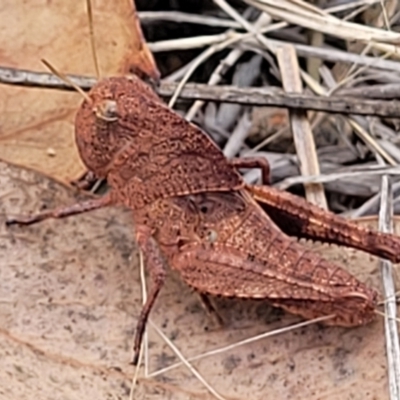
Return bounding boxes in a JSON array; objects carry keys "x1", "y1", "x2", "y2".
[{"x1": 7, "y1": 75, "x2": 400, "y2": 364}]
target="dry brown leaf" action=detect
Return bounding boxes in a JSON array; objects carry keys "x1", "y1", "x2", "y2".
[
  {"x1": 0, "y1": 0, "x2": 158, "y2": 183},
  {"x1": 1, "y1": 160, "x2": 398, "y2": 399}
]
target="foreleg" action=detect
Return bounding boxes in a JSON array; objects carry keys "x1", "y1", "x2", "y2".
[
  {"x1": 6, "y1": 192, "x2": 113, "y2": 226},
  {"x1": 132, "y1": 225, "x2": 167, "y2": 365},
  {"x1": 71, "y1": 170, "x2": 100, "y2": 191}
]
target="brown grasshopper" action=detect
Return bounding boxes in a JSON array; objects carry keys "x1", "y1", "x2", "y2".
[{"x1": 7, "y1": 75, "x2": 400, "y2": 365}]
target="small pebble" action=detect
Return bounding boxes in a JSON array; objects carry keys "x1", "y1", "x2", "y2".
[{"x1": 46, "y1": 147, "x2": 56, "y2": 157}]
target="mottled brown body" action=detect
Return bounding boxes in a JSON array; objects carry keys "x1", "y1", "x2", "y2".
[
  {"x1": 134, "y1": 191, "x2": 378, "y2": 328},
  {"x1": 7, "y1": 75, "x2": 400, "y2": 364}
]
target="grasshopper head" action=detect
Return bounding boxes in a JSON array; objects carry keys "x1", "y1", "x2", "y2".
[{"x1": 74, "y1": 75, "x2": 161, "y2": 178}]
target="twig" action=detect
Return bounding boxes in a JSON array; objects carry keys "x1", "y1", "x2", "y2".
[
  {"x1": 151, "y1": 35, "x2": 400, "y2": 73},
  {"x1": 150, "y1": 32, "x2": 234, "y2": 52},
  {"x1": 185, "y1": 11, "x2": 273, "y2": 121},
  {"x1": 137, "y1": 1, "x2": 382, "y2": 27},
  {"x1": 167, "y1": 32, "x2": 243, "y2": 108},
  {"x1": 243, "y1": 0, "x2": 400, "y2": 54},
  {"x1": 138, "y1": 11, "x2": 243, "y2": 29},
  {"x1": 276, "y1": 165, "x2": 400, "y2": 190},
  {"x1": 0, "y1": 66, "x2": 96, "y2": 90},
  {"x1": 211, "y1": 54, "x2": 263, "y2": 133},
  {"x1": 347, "y1": 181, "x2": 400, "y2": 218},
  {"x1": 337, "y1": 83, "x2": 400, "y2": 99},
  {"x1": 348, "y1": 118, "x2": 397, "y2": 165},
  {"x1": 223, "y1": 112, "x2": 252, "y2": 158},
  {"x1": 277, "y1": 45, "x2": 327, "y2": 208},
  {"x1": 3, "y1": 67, "x2": 400, "y2": 118},
  {"x1": 165, "y1": 5, "x2": 282, "y2": 108},
  {"x1": 211, "y1": 0, "x2": 273, "y2": 52},
  {"x1": 377, "y1": 159, "x2": 400, "y2": 400},
  {"x1": 327, "y1": 0, "x2": 381, "y2": 14},
  {"x1": 301, "y1": 68, "x2": 398, "y2": 166}
]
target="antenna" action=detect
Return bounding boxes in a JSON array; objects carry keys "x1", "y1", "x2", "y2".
[
  {"x1": 86, "y1": 0, "x2": 100, "y2": 79},
  {"x1": 41, "y1": 59, "x2": 92, "y2": 104}
]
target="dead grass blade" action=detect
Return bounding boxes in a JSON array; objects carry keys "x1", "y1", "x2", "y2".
[
  {"x1": 277, "y1": 45, "x2": 327, "y2": 209},
  {"x1": 129, "y1": 251, "x2": 148, "y2": 400},
  {"x1": 243, "y1": 0, "x2": 400, "y2": 54},
  {"x1": 378, "y1": 163, "x2": 400, "y2": 400},
  {"x1": 185, "y1": 11, "x2": 272, "y2": 121},
  {"x1": 148, "y1": 315, "x2": 333, "y2": 379},
  {"x1": 138, "y1": 11, "x2": 243, "y2": 29},
  {"x1": 149, "y1": 321, "x2": 227, "y2": 400},
  {"x1": 301, "y1": 67, "x2": 398, "y2": 166}
]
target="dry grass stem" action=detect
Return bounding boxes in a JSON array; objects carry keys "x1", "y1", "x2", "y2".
[
  {"x1": 276, "y1": 165, "x2": 400, "y2": 191},
  {"x1": 3, "y1": 65, "x2": 400, "y2": 118},
  {"x1": 149, "y1": 315, "x2": 334, "y2": 379},
  {"x1": 243, "y1": 0, "x2": 400, "y2": 54},
  {"x1": 301, "y1": 68, "x2": 398, "y2": 166},
  {"x1": 129, "y1": 251, "x2": 148, "y2": 400},
  {"x1": 277, "y1": 45, "x2": 327, "y2": 208},
  {"x1": 374, "y1": 309, "x2": 400, "y2": 323},
  {"x1": 149, "y1": 321, "x2": 226, "y2": 400},
  {"x1": 378, "y1": 169, "x2": 400, "y2": 400},
  {"x1": 185, "y1": 12, "x2": 272, "y2": 121},
  {"x1": 212, "y1": 0, "x2": 273, "y2": 51},
  {"x1": 138, "y1": 11, "x2": 243, "y2": 29}
]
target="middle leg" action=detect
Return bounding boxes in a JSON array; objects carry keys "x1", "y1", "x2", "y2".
[{"x1": 229, "y1": 156, "x2": 271, "y2": 185}]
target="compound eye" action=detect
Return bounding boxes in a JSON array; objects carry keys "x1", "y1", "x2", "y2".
[{"x1": 95, "y1": 99, "x2": 118, "y2": 122}]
